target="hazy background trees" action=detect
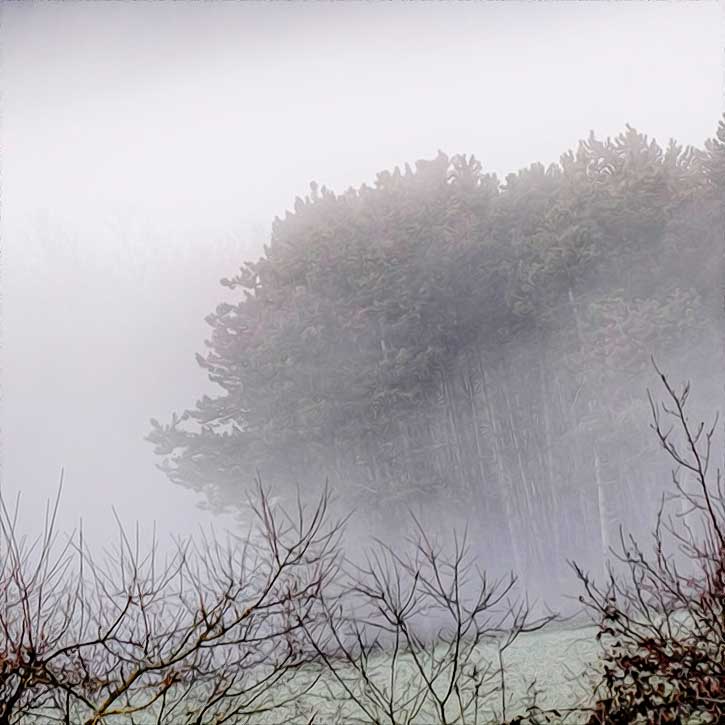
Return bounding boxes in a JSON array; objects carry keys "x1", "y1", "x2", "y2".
[{"x1": 149, "y1": 119, "x2": 725, "y2": 596}]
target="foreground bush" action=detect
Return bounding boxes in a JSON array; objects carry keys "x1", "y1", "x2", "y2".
[
  {"x1": 0, "y1": 483, "x2": 342, "y2": 724},
  {"x1": 0, "y1": 481, "x2": 564, "y2": 724},
  {"x1": 575, "y1": 371, "x2": 725, "y2": 724},
  {"x1": 297, "y1": 519, "x2": 555, "y2": 725}
]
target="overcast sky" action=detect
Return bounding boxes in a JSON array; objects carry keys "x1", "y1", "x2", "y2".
[{"x1": 3, "y1": 1, "x2": 724, "y2": 544}]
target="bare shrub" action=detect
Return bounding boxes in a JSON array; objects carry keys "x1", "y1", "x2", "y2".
[
  {"x1": 574, "y1": 368, "x2": 725, "y2": 724},
  {"x1": 0, "y1": 478, "x2": 342, "y2": 724},
  {"x1": 296, "y1": 517, "x2": 555, "y2": 725}
]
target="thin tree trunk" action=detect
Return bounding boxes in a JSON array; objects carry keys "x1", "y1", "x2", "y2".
[
  {"x1": 594, "y1": 448, "x2": 610, "y2": 558},
  {"x1": 569, "y1": 285, "x2": 610, "y2": 568},
  {"x1": 441, "y1": 367, "x2": 467, "y2": 496},
  {"x1": 477, "y1": 350, "x2": 524, "y2": 576}
]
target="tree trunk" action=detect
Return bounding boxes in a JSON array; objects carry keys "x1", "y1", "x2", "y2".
[{"x1": 477, "y1": 350, "x2": 524, "y2": 576}]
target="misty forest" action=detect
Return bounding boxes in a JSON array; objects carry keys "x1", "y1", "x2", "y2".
[
  {"x1": 4, "y1": 4, "x2": 725, "y2": 722},
  {"x1": 148, "y1": 121, "x2": 724, "y2": 591}
]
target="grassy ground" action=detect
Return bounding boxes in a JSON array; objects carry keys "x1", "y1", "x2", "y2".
[
  {"x1": 259, "y1": 623, "x2": 601, "y2": 724},
  {"x1": 23, "y1": 624, "x2": 601, "y2": 724}
]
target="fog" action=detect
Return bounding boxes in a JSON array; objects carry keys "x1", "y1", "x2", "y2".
[{"x1": 2, "y1": 0, "x2": 723, "y2": 580}]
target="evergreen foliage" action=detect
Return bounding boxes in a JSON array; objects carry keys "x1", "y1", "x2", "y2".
[{"x1": 148, "y1": 118, "x2": 724, "y2": 586}]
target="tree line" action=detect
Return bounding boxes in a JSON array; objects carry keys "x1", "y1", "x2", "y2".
[{"x1": 148, "y1": 117, "x2": 725, "y2": 587}]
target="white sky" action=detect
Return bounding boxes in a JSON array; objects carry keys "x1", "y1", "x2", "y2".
[{"x1": 2, "y1": 1, "x2": 724, "y2": 544}]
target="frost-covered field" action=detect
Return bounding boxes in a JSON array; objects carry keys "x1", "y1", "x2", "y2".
[
  {"x1": 256, "y1": 623, "x2": 600, "y2": 724},
  {"x1": 25, "y1": 624, "x2": 601, "y2": 724}
]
